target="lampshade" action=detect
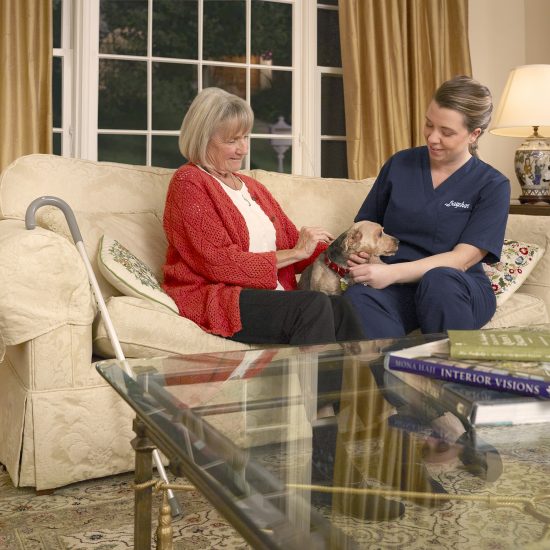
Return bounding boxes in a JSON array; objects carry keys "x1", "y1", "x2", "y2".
[{"x1": 490, "y1": 64, "x2": 550, "y2": 138}]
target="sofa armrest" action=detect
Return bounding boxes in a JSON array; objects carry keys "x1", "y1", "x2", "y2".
[
  {"x1": 505, "y1": 214, "x2": 550, "y2": 314},
  {"x1": 0, "y1": 219, "x2": 95, "y2": 345}
]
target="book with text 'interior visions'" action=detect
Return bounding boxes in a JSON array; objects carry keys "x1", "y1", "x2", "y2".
[
  {"x1": 386, "y1": 366, "x2": 550, "y2": 426},
  {"x1": 447, "y1": 328, "x2": 550, "y2": 361},
  {"x1": 384, "y1": 338, "x2": 550, "y2": 399}
]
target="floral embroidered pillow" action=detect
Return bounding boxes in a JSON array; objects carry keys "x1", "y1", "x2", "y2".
[
  {"x1": 483, "y1": 239, "x2": 544, "y2": 306},
  {"x1": 97, "y1": 235, "x2": 179, "y2": 314}
]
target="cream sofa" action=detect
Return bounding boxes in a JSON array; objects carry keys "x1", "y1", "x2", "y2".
[{"x1": 1, "y1": 154, "x2": 548, "y2": 491}]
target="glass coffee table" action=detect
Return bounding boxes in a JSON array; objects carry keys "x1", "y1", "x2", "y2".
[{"x1": 96, "y1": 335, "x2": 550, "y2": 549}]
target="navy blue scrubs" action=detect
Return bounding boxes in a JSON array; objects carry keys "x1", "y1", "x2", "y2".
[{"x1": 344, "y1": 146, "x2": 511, "y2": 338}]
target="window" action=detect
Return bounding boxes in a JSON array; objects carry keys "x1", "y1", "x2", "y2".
[{"x1": 54, "y1": 0, "x2": 346, "y2": 177}]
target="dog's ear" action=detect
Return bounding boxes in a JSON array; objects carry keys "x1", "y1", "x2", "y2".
[
  {"x1": 343, "y1": 228, "x2": 362, "y2": 250},
  {"x1": 329, "y1": 232, "x2": 347, "y2": 252}
]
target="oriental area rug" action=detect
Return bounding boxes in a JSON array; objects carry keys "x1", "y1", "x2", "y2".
[
  {"x1": 0, "y1": 464, "x2": 248, "y2": 549},
  {"x1": 2, "y1": 422, "x2": 550, "y2": 549}
]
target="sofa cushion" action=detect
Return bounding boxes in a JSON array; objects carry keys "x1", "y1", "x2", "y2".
[
  {"x1": 483, "y1": 239, "x2": 545, "y2": 306},
  {"x1": 245, "y1": 169, "x2": 375, "y2": 236},
  {"x1": 504, "y1": 214, "x2": 550, "y2": 314},
  {"x1": 97, "y1": 235, "x2": 179, "y2": 314},
  {"x1": 93, "y1": 296, "x2": 255, "y2": 358},
  {"x1": 0, "y1": 154, "x2": 173, "y2": 220},
  {"x1": 483, "y1": 291, "x2": 548, "y2": 328},
  {"x1": 37, "y1": 208, "x2": 167, "y2": 299}
]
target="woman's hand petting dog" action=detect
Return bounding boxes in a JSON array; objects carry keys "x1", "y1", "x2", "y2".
[
  {"x1": 293, "y1": 226, "x2": 334, "y2": 260},
  {"x1": 276, "y1": 226, "x2": 334, "y2": 269},
  {"x1": 349, "y1": 262, "x2": 397, "y2": 289}
]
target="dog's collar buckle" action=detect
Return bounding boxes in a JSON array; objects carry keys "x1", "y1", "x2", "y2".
[{"x1": 324, "y1": 253, "x2": 350, "y2": 278}]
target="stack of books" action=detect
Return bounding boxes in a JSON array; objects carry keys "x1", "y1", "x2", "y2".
[{"x1": 384, "y1": 327, "x2": 550, "y2": 426}]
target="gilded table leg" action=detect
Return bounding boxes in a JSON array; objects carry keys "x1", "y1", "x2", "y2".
[
  {"x1": 156, "y1": 490, "x2": 174, "y2": 550},
  {"x1": 132, "y1": 417, "x2": 156, "y2": 550}
]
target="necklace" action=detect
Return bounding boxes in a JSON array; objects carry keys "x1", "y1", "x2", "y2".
[
  {"x1": 226, "y1": 172, "x2": 242, "y2": 191},
  {"x1": 203, "y1": 166, "x2": 252, "y2": 206},
  {"x1": 204, "y1": 166, "x2": 239, "y2": 189},
  {"x1": 231, "y1": 174, "x2": 252, "y2": 207}
]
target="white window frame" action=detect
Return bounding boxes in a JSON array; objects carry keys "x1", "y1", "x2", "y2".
[
  {"x1": 59, "y1": 0, "x2": 340, "y2": 176},
  {"x1": 53, "y1": 0, "x2": 74, "y2": 156},
  {"x1": 72, "y1": 0, "x2": 99, "y2": 160},
  {"x1": 297, "y1": 0, "x2": 318, "y2": 175}
]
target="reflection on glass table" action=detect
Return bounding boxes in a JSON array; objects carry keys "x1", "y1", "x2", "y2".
[{"x1": 96, "y1": 335, "x2": 550, "y2": 550}]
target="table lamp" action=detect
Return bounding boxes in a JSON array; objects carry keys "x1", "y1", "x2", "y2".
[{"x1": 490, "y1": 64, "x2": 550, "y2": 204}]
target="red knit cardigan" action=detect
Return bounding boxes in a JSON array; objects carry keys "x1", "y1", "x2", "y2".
[{"x1": 162, "y1": 163, "x2": 325, "y2": 337}]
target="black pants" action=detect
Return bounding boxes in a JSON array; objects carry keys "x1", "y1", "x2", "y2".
[{"x1": 229, "y1": 289, "x2": 365, "y2": 346}]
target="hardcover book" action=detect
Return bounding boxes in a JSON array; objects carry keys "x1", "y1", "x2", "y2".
[
  {"x1": 447, "y1": 327, "x2": 550, "y2": 361},
  {"x1": 384, "y1": 338, "x2": 550, "y2": 399},
  {"x1": 386, "y1": 367, "x2": 550, "y2": 426}
]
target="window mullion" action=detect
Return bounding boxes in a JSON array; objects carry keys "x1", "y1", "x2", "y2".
[
  {"x1": 296, "y1": 0, "x2": 317, "y2": 176},
  {"x1": 147, "y1": 0, "x2": 153, "y2": 166},
  {"x1": 58, "y1": 0, "x2": 73, "y2": 156},
  {"x1": 73, "y1": 0, "x2": 99, "y2": 160},
  {"x1": 198, "y1": 0, "x2": 204, "y2": 91},
  {"x1": 62, "y1": 48, "x2": 74, "y2": 156},
  {"x1": 245, "y1": 0, "x2": 251, "y2": 170}
]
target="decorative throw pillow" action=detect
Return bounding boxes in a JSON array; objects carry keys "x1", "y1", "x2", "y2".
[
  {"x1": 483, "y1": 239, "x2": 545, "y2": 306},
  {"x1": 97, "y1": 235, "x2": 179, "y2": 314},
  {"x1": 37, "y1": 207, "x2": 168, "y2": 300}
]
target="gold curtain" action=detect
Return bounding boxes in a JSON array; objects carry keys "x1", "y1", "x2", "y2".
[
  {"x1": 0, "y1": 0, "x2": 52, "y2": 174},
  {"x1": 332, "y1": 352, "x2": 442, "y2": 523},
  {"x1": 339, "y1": 0, "x2": 472, "y2": 179}
]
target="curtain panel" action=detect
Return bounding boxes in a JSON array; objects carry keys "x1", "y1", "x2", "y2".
[
  {"x1": 339, "y1": 0, "x2": 472, "y2": 179},
  {"x1": 0, "y1": 0, "x2": 52, "y2": 174},
  {"x1": 332, "y1": 354, "x2": 441, "y2": 521}
]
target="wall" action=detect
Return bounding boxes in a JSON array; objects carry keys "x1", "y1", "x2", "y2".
[
  {"x1": 469, "y1": 0, "x2": 550, "y2": 201},
  {"x1": 525, "y1": 0, "x2": 550, "y2": 64}
]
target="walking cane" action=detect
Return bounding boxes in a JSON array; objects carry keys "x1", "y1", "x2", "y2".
[{"x1": 25, "y1": 196, "x2": 182, "y2": 518}]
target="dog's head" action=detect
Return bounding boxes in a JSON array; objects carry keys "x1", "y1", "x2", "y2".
[{"x1": 341, "y1": 221, "x2": 399, "y2": 258}]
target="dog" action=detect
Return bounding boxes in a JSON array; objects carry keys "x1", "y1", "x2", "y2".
[{"x1": 298, "y1": 221, "x2": 399, "y2": 295}]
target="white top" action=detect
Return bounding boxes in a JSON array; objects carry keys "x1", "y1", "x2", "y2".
[{"x1": 202, "y1": 168, "x2": 283, "y2": 290}]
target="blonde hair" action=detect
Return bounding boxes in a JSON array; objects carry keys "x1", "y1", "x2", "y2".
[
  {"x1": 178, "y1": 87, "x2": 253, "y2": 165},
  {"x1": 433, "y1": 75, "x2": 493, "y2": 157}
]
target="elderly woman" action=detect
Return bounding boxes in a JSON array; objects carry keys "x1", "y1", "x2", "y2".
[{"x1": 162, "y1": 87, "x2": 365, "y2": 345}]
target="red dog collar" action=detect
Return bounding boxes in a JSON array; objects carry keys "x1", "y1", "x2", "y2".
[{"x1": 324, "y1": 253, "x2": 350, "y2": 278}]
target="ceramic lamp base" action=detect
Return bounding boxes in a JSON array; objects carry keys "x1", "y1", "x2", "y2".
[{"x1": 515, "y1": 135, "x2": 550, "y2": 204}]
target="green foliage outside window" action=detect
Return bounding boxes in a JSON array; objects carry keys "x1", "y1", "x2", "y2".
[{"x1": 98, "y1": 0, "x2": 292, "y2": 134}]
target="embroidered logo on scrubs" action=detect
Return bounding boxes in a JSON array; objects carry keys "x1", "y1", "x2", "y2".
[{"x1": 444, "y1": 200, "x2": 470, "y2": 209}]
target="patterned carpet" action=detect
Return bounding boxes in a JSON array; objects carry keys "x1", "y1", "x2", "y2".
[
  {"x1": 3, "y1": 423, "x2": 550, "y2": 549},
  {"x1": 0, "y1": 464, "x2": 249, "y2": 549}
]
